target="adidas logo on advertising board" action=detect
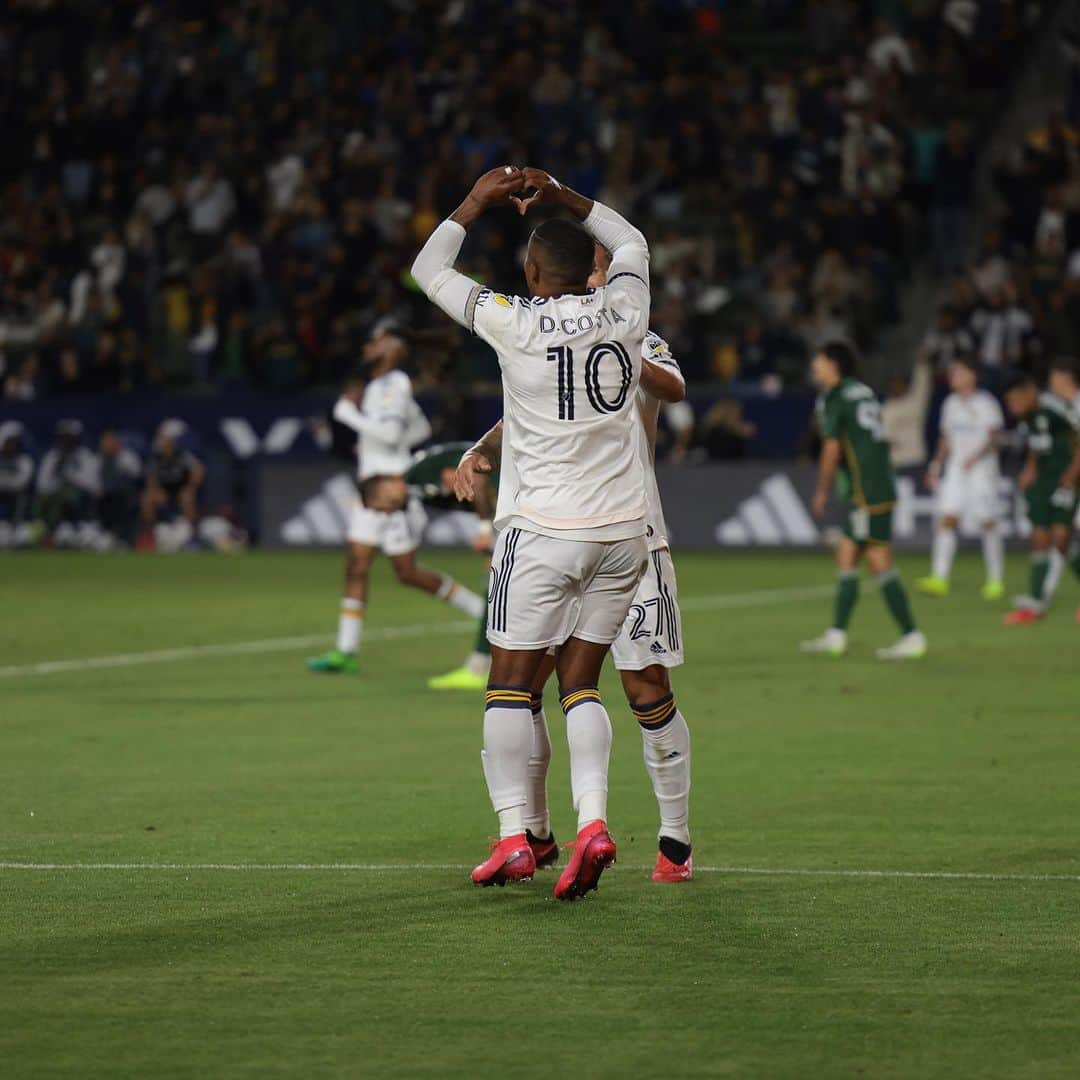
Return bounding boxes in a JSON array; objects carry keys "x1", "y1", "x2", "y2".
[{"x1": 714, "y1": 474, "x2": 819, "y2": 546}]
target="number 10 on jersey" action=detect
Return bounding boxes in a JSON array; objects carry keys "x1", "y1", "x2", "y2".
[{"x1": 547, "y1": 342, "x2": 634, "y2": 420}]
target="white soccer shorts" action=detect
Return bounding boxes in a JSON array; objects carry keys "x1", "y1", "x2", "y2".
[
  {"x1": 937, "y1": 466, "x2": 1000, "y2": 525},
  {"x1": 486, "y1": 526, "x2": 648, "y2": 650},
  {"x1": 609, "y1": 547, "x2": 684, "y2": 671},
  {"x1": 346, "y1": 496, "x2": 426, "y2": 556}
]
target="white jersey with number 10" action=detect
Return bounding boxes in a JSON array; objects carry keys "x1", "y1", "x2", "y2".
[{"x1": 411, "y1": 201, "x2": 651, "y2": 541}]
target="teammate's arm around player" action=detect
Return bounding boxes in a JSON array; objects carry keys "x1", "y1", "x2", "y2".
[
  {"x1": 453, "y1": 421, "x2": 502, "y2": 503},
  {"x1": 640, "y1": 358, "x2": 686, "y2": 403}
]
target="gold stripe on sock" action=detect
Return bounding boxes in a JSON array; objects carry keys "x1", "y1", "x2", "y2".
[{"x1": 560, "y1": 688, "x2": 601, "y2": 711}]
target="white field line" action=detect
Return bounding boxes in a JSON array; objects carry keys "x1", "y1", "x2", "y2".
[
  {"x1": 0, "y1": 620, "x2": 471, "y2": 679},
  {"x1": 0, "y1": 862, "x2": 1077, "y2": 883},
  {"x1": 679, "y1": 584, "x2": 832, "y2": 613},
  {"x1": 0, "y1": 583, "x2": 833, "y2": 680}
]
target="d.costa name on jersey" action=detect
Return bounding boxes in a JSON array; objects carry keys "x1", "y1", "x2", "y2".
[{"x1": 475, "y1": 289, "x2": 630, "y2": 338}]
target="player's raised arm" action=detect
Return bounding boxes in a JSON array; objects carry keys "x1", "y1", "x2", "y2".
[
  {"x1": 410, "y1": 167, "x2": 525, "y2": 329},
  {"x1": 641, "y1": 358, "x2": 685, "y2": 403},
  {"x1": 332, "y1": 395, "x2": 405, "y2": 444}
]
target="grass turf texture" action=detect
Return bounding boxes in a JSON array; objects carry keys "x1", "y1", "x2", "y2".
[{"x1": 2, "y1": 549, "x2": 1079, "y2": 1078}]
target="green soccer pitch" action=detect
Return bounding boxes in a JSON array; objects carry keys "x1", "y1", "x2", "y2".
[{"x1": 2, "y1": 549, "x2": 1079, "y2": 1078}]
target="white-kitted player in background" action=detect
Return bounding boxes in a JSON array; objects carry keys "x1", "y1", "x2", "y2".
[
  {"x1": 412, "y1": 165, "x2": 651, "y2": 900},
  {"x1": 306, "y1": 325, "x2": 484, "y2": 674},
  {"x1": 917, "y1": 355, "x2": 1006, "y2": 599}
]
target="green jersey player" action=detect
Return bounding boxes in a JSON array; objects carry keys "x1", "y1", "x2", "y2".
[
  {"x1": 801, "y1": 342, "x2": 927, "y2": 660},
  {"x1": 1002, "y1": 362, "x2": 1080, "y2": 624},
  {"x1": 409, "y1": 442, "x2": 499, "y2": 690}
]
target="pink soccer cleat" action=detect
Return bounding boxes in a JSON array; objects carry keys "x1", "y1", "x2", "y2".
[
  {"x1": 652, "y1": 849, "x2": 693, "y2": 883},
  {"x1": 553, "y1": 820, "x2": 616, "y2": 901},
  {"x1": 471, "y1": 834, "x2": 536, "y2": 887}
]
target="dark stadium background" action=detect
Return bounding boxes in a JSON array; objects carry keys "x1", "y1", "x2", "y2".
[{"x1": 0, "y1": 0, "x2": 1077, "y2": 548}]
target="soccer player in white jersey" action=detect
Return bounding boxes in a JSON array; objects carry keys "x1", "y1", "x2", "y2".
[
  {"x1": 306, "y1": 327, "x2": 484, "y2": 674},
  {"x1": 917, "y1": 356, "x2": 1006, "y2": 599},
  {"x1": 411, "y1": 166, "x2": 651, "y2": 899},
  {"x1": 454, "y1": 243, "x2": 693, "y2": 884}
]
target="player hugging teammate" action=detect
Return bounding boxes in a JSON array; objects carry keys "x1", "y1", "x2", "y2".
[{"x1": 412, "y1": 165, "x2": 692, "y2": 899}]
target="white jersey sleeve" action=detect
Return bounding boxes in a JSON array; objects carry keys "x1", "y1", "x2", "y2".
[
  {"x1": 583, "y1": 201, "x2": 650, "y2": 317},
  {"x1": 409, "y1": 220, "x2": 477, "y2": 331},
  {"x1": 643, "y1": 331, "x2": 683, "y2": 383},
  {"x1": 636, "y1": 331, "x2": 681, "y2": 550}
]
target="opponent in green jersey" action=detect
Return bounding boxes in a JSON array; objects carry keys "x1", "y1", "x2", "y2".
[
  {"x1": 802, "y1": 342, "x2": 925, "y2": 660},
  {"x1": 815, "y1": 371, "x2": 897, "y2": 539},
  {"x1": 410, "y1": 439, "x2": 499, "y2": 691},
  {"x1": 406, "y1": 441, "x2": 495, "y2": 513},
  {"x1": 1003, "y1": 363, "x2": 1080, "y2": 621}
]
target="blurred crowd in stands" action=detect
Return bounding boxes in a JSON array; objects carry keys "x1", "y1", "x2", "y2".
[
  {"x1": 0, "y1": 414, "x2": 247, "y2": 550},
  {"x1": 916, "y1": 111, "x2": 1080, "y2": 382},
  {"x1": 0, "y1": 0, "x2": 1059, "y2": 431}
]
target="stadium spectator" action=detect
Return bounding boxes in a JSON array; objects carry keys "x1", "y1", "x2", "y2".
[
  {"x1": 0, "y1": 423, "x2": 35, "y2": 545},
  {"x1": 3, "y1": 352, "x2": 43, "y2": 400},
  {"x1": 968, "y1": 285, "x2": 1041, "y2": 372},
  {"x1": 700, "y1": 399, "x2": 757, "y2": 460},
  {"x1": 931, "y1": 122, "x2": 976, "y2": 277},
  {"x1": 919, "y1": 306, "x2": 975, "y2": 373},
  {"x1": 140, "y1": 423, "x2": 205, "y2": 548},
  {"x1": 0, "y1": 0, "x2": 1046, "y2": 409},
  {"x1": 34, "y1": 419, "x2": 98, "y2": 539},
  {"x1": 95, "y1": 430, "x2": 142, "y2": 546},
  {"x1": 882, "y1": 357, "x2": 933, "y2": 469}
]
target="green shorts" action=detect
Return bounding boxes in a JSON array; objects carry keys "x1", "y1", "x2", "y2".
[
  {"x1": 1026, "y1": 488, "x2": 1078, "y2": 529},
  {"x1": 844, "y1": 505, "x2": 893, "y2": 545}
]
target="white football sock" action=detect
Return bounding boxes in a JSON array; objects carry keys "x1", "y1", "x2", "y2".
[
  {"x1": 560, "y1": 687, "x2": 612, "y2": 831},
  {"x1": 523, "y1": 697, "x2": 552, "y2": 838},
  {"x1": 437, "y1": 575, "x2": 485, "y2": 617},
  {"x1": 931, "y1": 525, "x2": 957, "y2": 581},
  {"x1": 1043, "y1": 548, "x2": 1065, "y2": 605},
  {"x1": 336, "y1": 598, "x2": 363, "y2": 653},
  {"x1": 981, "y1": 524, "x2": 1004, "y2": 582},
  {"x1": 481, "y1": 687, "x2": 533, "y2": 838},
  {"x1": 632, "y1": 695, "x2": 691, "y2": 845}
]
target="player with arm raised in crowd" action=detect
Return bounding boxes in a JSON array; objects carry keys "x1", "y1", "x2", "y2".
[
  {"x1": 1002, "y1": 362, "x2": 1080, "y2": 624},
  {"x1": 916, "y1": 356, "x2": 1006, "y2": 600},
  {"x1": 453, "y1": 242, "x2": 694, "y2": 884},
  {"x1": 306, "y1": 327, "x2": 484, "y2": 674},
  {"x1": 801, "y1": 342, "x2": 927, "y2": 660},
  {"x1": 411, "y1": 166, "x2": 651, "y2": 900}
]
